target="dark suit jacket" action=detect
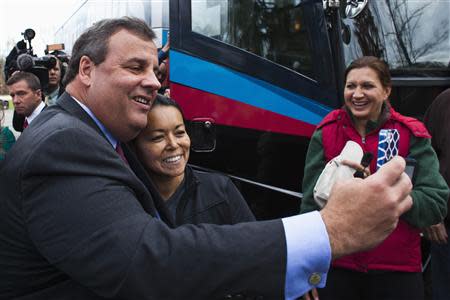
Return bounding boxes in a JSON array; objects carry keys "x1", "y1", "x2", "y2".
[
  {"x1": 0, "y1": 92, "x2": 286, "y2": 300},
  {"x1": 12, "y1": 109, "x2": 25, "y2": 132},
  {"x1": 12, "y1": 102, "x2": 47, "y2": 132},
  {"x1": 424, "y1": 88, "x2": 450, "y2": 226}
]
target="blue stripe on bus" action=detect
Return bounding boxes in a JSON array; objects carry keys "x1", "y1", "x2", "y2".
[{"x1": 170, "y1": 50, "x2": 331, "y2": 125}]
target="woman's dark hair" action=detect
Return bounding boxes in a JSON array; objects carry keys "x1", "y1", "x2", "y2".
[
  {"x1": 152, "y1": 94, "x2": 185, "y2": 121},
  {"x1": 344, "y1": 56, "x2": 391, "y2": 89}
]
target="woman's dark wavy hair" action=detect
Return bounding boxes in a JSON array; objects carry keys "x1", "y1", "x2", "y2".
[
  {"x1": 63, "y1": 17, "x2": 155, "y2": 85},
  {"x1": 152, "y1": 94, "x2": 185, "y2": 121},
  {"x1": 344, "y1": 56, "x2": 392, "y2": 89}
]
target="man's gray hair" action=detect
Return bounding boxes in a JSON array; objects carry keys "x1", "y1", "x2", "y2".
[{"x1": 63, "y1": 17, "x2": 156, "y2": 85}]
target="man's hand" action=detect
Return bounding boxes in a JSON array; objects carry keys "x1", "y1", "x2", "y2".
[
  {"x1": 320, "y1": 156, "x2": 413, "y2": 259},
  {"x1": 424, "y1": 222, "x2": 448, "y2": 244}
]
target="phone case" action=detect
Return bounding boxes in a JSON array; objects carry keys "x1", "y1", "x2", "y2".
[{"x1": 377, "y1": 129, "x2": 400, "y2": 170}]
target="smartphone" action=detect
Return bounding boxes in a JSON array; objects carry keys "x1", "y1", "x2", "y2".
[
  {"x1": 377, "y1": 129, "x2": 399, "y2": 170},
  {"x1": 405, "y1": 157, "x2": 416, "y2": 182},
  {"x1": 354, "y1": 152, "x2": 374, "y2": 178}
]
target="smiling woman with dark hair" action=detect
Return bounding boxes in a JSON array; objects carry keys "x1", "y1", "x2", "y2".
[
  {"x1": 133, "y1": 95, "x2": 255, "y2": 225},
  {"x1": 301, "y1": 56, "x2": 448, "y2": 300}
]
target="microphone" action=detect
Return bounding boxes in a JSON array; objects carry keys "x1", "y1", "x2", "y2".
[
  {"x1": 16, "y1": 53, "x2": 35, "y2": 71},
  {"x1": 354, "y1": 152, "x2": 373, "y2": 178}
]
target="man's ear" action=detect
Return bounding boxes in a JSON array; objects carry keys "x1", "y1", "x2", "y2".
[{"x1": 78, "y1": 55, "x2": 94, "y2": 86}]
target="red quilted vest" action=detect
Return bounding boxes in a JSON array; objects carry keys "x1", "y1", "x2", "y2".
[{"x1": 317, "y1": 106, "x2": 430, "y2": 272}]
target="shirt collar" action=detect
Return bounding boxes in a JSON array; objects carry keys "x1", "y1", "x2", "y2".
[
  {"x1": 71, "y1": 96, "x2": 118, "y2": 148},
  {"x1": 26, "y1": 101, "x2": 45, "y2": 124},
  {"x1": 48, "y1": 87, "x2": 60, "y2": 99},
  {"x1": 45, "y1": 87, "x2": 60, "y2": 106}
]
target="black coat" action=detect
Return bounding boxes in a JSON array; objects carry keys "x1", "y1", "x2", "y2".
[
  {"x1": 12, "y1": 109, "x2": 25, "y2": 132},
  {"x1": 173, "y1": 166, "x2": 256, "y2": 226},
  {"x1": 424, "y1": 88, "x2": 450, "y2": 225}
]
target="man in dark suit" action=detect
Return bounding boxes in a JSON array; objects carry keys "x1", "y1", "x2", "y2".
[
  {"x1": 0, "y1": 17, "x2": 413, "y2": 299},
  {"x1": 7, "y1": 71, "x2": 45, "y2": 131},
  {"x1": 424, "y1": 88, "x2": 450, "y2": 300}
]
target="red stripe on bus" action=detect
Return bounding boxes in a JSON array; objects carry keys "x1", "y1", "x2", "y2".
[{"x1": 171, "y1": 83, "x2": 316, "y2": 137}]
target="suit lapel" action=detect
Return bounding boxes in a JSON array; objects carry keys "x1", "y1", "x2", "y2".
[
  {"x1": 57, "y1": 92, "x2": 106, "y2": 139},
  {"x1": 57, "y1": 92, "x2": 169, "y2": 222},
  {"x1": 123, "y1": 143, "x2": 175, "y2": 227}
]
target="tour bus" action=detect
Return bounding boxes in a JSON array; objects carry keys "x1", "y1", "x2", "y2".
[
  {"x1": 55, "y1": 0, "x2": 169, "y2": 52},
  {"x1": 169, "y1": 0, "x2": 450, "y2": 219},
  {"x1": 56, "y1": 0, "x2": 450, "y2": 221}
]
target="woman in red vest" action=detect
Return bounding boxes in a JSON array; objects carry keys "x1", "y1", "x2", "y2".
[{"x1": 301, "y1": 56, "x2": 448, "y2": 300}]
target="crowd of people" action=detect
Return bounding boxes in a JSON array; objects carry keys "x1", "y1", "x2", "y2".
[{"x1": 0, "y1": 16, "x2": 448, "y2": 300}]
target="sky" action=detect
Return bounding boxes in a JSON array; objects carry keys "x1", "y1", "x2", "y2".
[{"x1": 0, "y1": 0, "x2": 81, "y2": 57}]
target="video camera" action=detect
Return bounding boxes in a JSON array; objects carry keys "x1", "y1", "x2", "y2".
[
  {"x1": 3, "y1": 28, "x2": 56, "y2": 89},
  {"x1": 45, "y1": 43, "x2": 70, "y2": 64}
]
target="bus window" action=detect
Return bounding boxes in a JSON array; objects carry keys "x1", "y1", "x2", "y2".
[
  {"x1": 191, "y1": 0, "x2": 315, "y2": 79},
  {"x1": 343, "y1": 0, "x2": 450, "y2": 77},
  {"x1": 340, "y1": 0, "x2": 450, "y2": 119}
]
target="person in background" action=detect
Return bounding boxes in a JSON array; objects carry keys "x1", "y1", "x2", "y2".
[
  {"x1": 158, "y1": 32, "x2": 170, "y2": 65},
  {"x1": 7, "y1": 71, "x2": 45, "y2": 132},
  {"x1": 423, "y1": 88, "x2": 450, "y2": 300},
  {"x1": 45, "y1": 55, "x2": 64, "y2": 106},
  {"x1": 157, "y1": 60, "x2": 170, "y2": 97},
  {"x1": 157, "y1": 33, "x2": 170, "y2": 97},
  {"x1": 0, "y1": 106, "x2": 16, "y2": 161},
  {"x1": 0, "y1": 18, "x2": 414, "y2": 299},
  {"x1": 133, "y1": 95, "x2": 255, "y2": 225},
  {"x1": 301, "y1": 56, "x2": 448, "y2": 300}
]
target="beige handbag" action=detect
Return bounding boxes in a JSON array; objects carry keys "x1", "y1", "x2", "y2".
[{"x1": 313, "y1": 141, "x2": 363, "y2": 208}]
